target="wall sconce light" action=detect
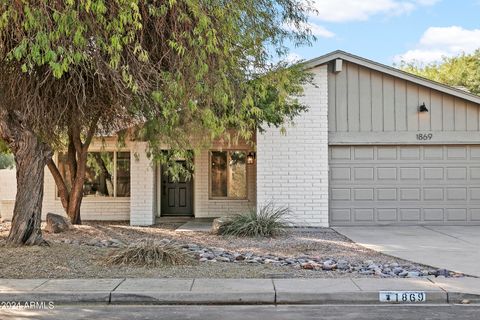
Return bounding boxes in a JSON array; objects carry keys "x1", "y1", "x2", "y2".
[
  {"x1": 418, "y1": 102, "x2": 429, "y2": 113},
  {"x1": 247, "y1": 152, "x2": 256, "y2": 164}
]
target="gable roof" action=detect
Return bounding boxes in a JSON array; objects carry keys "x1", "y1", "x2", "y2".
[{"x1": 302, "y1": 50, "x2": 480, "y2": 105}]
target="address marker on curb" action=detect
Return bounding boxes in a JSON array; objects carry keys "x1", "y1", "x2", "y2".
[{"x1": 379, "y1": 291, "x2": 426, "y2": 303}]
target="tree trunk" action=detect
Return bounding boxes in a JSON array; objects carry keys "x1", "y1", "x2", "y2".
[
  {"x1": 66, "y1": 150, "x2": 87, "y2": 225},
  {"x1": 93, "y1": 153, "x2": 114, "y2": 196},
  {"x1": 0, "y1": 110, "x2": 52, "y2": 246},
  {"x1": 46, "y1": 159, "x2": 69, "y2": 212},
  {"x1": 46, "y1": 140, "x2": 86, "y2": 225},
  {"x1": 46, "y1": 117, "x2": 99, "y2": 225}
]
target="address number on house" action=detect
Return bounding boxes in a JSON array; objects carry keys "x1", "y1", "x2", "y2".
[
  {"x1": 379, "y1": 291, "x2": 426, "y2": 303},
  {"x1": 416, "y1": 133, "x2": 433, "y2": 140}
]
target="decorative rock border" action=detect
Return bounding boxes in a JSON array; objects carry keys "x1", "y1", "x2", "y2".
[
  {"x1": 54, "y1": 238, "x2": 464, "y2": 278},
  {"x1": 182, "y1": 243, "x2": 462, "y2": 278}
]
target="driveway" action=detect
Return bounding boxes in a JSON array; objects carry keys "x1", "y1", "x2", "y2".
[{"x1": 334, "y1": 226, "x2": 480, "y2": 277}]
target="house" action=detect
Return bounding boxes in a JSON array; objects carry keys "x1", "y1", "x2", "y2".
[{"x1": 2, "y1": 50, "x2": 480, "y2": 226}]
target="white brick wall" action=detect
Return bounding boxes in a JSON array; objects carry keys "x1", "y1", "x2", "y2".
[
  {"x1": 129, "y1": 142, "x2": 156, "y2": 225},
  {"x1": 256, "y1": 65, "x2": 329, "y2": 227},
  {"x1": 0, "y1": 168, "x2": 16, "y2": 200},
  {"x1": 0, "y1": 168, "x2": 15, "y2": 221}
]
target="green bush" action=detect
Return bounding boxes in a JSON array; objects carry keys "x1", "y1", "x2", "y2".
[
  {"x1": 0, "y1": 153, "x2": 14, "y2": 169},
  {"x1": 105, "y1": 240, "x2": 196, "y2": 267},
  {"x1": 218, "y1": 203, "x2": 291, "y2": 237}
]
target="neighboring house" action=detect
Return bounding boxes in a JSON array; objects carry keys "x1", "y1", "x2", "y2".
[{"x1": 2, "y1": 50, "x2": 480, "y2": 226}]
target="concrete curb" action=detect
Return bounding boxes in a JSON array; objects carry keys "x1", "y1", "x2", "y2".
[
  {"x1": 0, "y1": 292, "x2": 110, "y2": 304},
  {"x1": 110, "y1": 292, "x2": 276, "y2": 305},
  {"x1": 0, "y1": 278, "x2": 479, "y2": 305},
  {"x1": 275, "y1": 291, "x2": 449, "y2": 305}
]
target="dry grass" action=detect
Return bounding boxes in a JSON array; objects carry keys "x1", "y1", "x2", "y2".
[
  {"x1": 0, "y1": 221, "x2": 421, "y2": 279},
  {"x1": 105, "y1": 240, "x2": 196, "y2": 267}
]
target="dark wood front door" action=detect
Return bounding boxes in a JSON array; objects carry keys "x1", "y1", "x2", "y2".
[{"x1": 161, "y1": 161, "x2": 193, "y2": 216}]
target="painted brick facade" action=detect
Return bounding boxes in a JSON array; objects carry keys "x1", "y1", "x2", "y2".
[
  {"x1": 256, "y1": 65, "x2": 329, "y2": 227},
  {"x1": 0, "y1": 169, "x2": 16, "y2": 200},
  {"x1": 0, "y1": 168, "x2": 16, "y2": 220},
  {"x1": 129, "y1": 142, "x2": 156, "y2": 225},
  {"x1": 7, "y1": 66, "x2": 328, "y2": 226}
]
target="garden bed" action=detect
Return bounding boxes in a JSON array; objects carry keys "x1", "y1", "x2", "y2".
[{"x1": 0, "y1": 221, "x2": 462, "y2": 279}]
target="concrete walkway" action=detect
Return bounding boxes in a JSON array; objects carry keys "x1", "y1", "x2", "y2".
[
  {"x1": 1, "y1": 277, "x2": 479, "y2": 305},
  {"x1": 175, "y1": 218, "x2": 214, "y2": 232},
  {"x1": 335, "y1": 226, "x2": 480, "y2": 277}
]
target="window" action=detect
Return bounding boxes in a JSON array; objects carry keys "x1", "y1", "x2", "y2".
[
  {"x1": 210, "y1": 151, "x2": 247, "y2": 199},
  {"x1": 57, "y1": 151, "x2": 130, "y2": 198}
]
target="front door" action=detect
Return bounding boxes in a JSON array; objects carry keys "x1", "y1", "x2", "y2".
[{"x1": 161, "y1": 161, "x2": 193, "y2": 216}]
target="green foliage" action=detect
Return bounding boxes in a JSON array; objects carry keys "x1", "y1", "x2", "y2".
[
  {"x1": 0, "y1": 139, "x2": 8, "y2": 153},
  {"x1": 400, "y1": 50, "x2": 480, "y2": 95},
  {"x1": 0, "y1": 139, "x2": 13, "y2": 169},
  {"x1": 0, "y1": 0, "x2": 315, "y2": 179},
  {"x1": 0, "y1": 153, "x2": 14, "y2": 169},
  {"x1": 218, "y1": 203, "x2": 291, "y2": 237},
  {"x1": 105, "y1": 240, "x2": 196, "y2": 267}
]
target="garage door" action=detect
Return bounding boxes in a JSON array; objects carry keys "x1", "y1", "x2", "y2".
[{"x1": 329, "y1": 145, "x2": 480, "y2": 226}]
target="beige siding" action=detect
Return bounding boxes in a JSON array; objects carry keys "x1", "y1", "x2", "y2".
[{"x1": 328, "y1": 61, "x2": 480, "y2": 144}]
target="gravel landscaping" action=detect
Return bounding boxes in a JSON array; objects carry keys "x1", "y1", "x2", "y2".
[{"x1": 0, "y1": 221, "x2": 464, "y2": 279}]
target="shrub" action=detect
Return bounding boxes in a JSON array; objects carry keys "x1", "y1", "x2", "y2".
[
  {"x1": 0, "y1": 153, "x2": 14, "y2": 169},
  {"x1": 104, "y1": 240, "x2": 196, "y2": 267},
  {"x1": 218, "y1": 203, "x2": 291, "y2": 237}
]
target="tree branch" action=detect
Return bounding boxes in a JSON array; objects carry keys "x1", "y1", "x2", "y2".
[
  {"x1": 46, "y1": 158, "x2": 69, "y2": 211},
  {"x1": 83, "y1": 114, "x2": 100, "y2": 151},
  {"x1": 71, "y1": 122, "x2": 83, "y2": 154},
  {"x1": 67, "y1": 133, "x2": 77, "y2": 186}
]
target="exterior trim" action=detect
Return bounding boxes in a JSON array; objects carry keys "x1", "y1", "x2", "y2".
[{"x1": 329, "y1": 131, "x2": 480, "y2": 145}]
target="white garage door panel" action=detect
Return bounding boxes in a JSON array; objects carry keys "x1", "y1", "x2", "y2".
[{"x1": 329, "y1": 145, "x2": 480, "y2": 225}]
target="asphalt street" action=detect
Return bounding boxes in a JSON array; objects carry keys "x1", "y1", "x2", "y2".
[{"x1": 1, "y1": 304, "x2": 479, "y2": 320}]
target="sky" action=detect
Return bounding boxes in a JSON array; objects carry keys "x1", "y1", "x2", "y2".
[{"x1": 289, "y1": 0, "x2": 480, "y2": 66}]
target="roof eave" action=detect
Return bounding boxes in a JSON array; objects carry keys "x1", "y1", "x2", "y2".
[{"x1": 301, "y1": 50, "x2": 480, "y2": 105}]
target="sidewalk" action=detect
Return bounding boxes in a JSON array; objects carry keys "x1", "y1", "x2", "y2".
[{"x1": 0, "y1": 277, "x2": 479, "y2": 305}]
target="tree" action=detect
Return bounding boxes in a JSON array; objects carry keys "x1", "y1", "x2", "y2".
[
  {"x1": 401, "y1": 50, "x2": 480, "y2": 95},
  {"x1": 0, "y1": 0, "x2": 314, "y2": 245}
]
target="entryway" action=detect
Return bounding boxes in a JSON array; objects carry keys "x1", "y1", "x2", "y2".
[{"x1": 159, "y1": 161, "x2": 193, "y2": 217}]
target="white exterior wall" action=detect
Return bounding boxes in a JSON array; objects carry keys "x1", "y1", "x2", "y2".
[
  {"x1": 129, "y1": 142, "x2": 156, "y2": 225},
  {"x1": 0, "y1": 169, "x2": 16, "y2": 221},
  {"x1": 256, "y1": 65, "x2": 329, "y2": 227},
  {"x1": 0, "y1": 169, "x2": 16, "y2": 200}
]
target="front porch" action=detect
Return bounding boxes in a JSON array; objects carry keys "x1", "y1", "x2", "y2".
[{"x1": 130, "y1": 138, "x2": 257, "y2": 225}]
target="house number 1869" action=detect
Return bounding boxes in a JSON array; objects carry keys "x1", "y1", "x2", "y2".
[{"x1": 416, "y1": 133, "x2": 433, "y2": 141}]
